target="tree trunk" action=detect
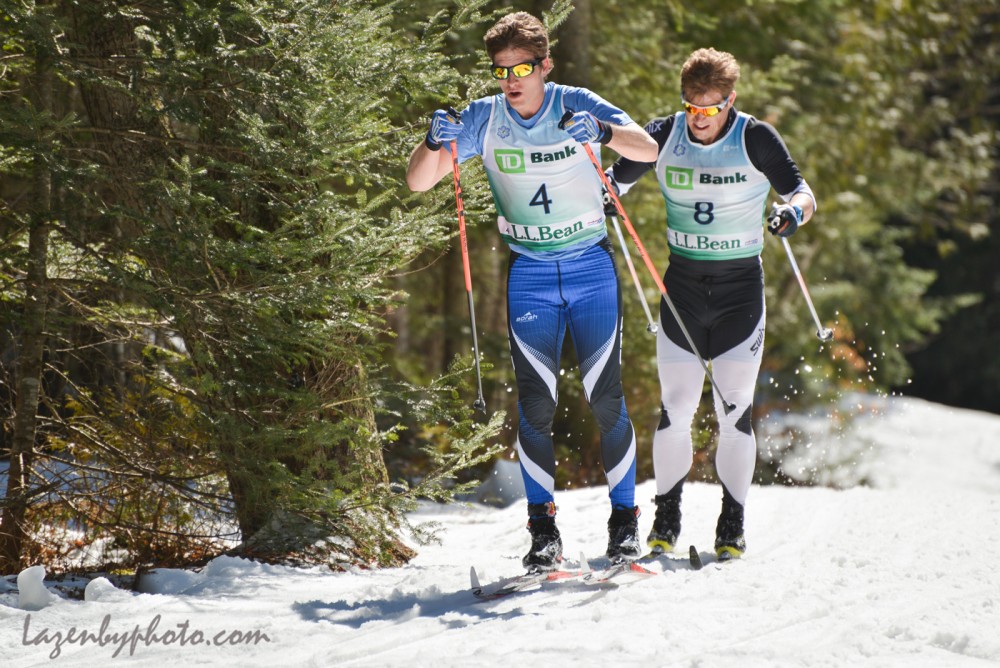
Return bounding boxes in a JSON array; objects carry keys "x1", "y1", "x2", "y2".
[
  {"x1": 552, "y1": 0, "x2": 591, "y2": 88},
  {"x1": 67, "y1": 4, "x2": 167, "y2": 231},
  {"x1": 0, "y1": 52, "x2": 53, "y2": 573}
]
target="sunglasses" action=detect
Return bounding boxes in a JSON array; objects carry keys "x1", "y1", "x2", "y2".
[
  {"x1": 490, "y1": 59, "x2": 541, "y2": 80},
  {"x1": 681, "y1": 96, "x2": 730, "y2": 117}
]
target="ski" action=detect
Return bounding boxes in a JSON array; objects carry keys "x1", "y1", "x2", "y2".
[
  {"x1": 470, "y1": 546, "x2": 706, "y2": 602},
  {"x1": 689, "y1": 544, "x2": 704, "y2": 570},
  {"x1": 580, "y1": 553, "x2": 657, "y2": 584},
  {"x1": 470, "y1": 564, "x2": 593, "y2": 601},
  {"x1": 470, "y1": 551, "x2": 649, "y2": 601},
  {"x1": 470, "y1": 543, "x2": 733, "y2": 600},
  {"x1": 635, "y1": 544, "x2": 707, "y2": 571},
  {"x1": 688, "y1": 545, "x2": 741, "y2": 569}
]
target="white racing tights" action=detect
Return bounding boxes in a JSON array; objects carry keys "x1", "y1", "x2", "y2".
[{"x1": 651, "y1": 320, "x2": 763, "y2": 506}]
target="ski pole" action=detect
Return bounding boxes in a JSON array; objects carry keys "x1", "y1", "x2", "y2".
[
  {"x1": 449, "y1": 125, "x2": 487, "y2": 413},
  {"x1": 572, "y1": 131, "x2": 735, "y2": 414},
  {"x1": 610, "y1": 214, "x2": 658, "y2": 334},
  {"x1": 780, "y1": 236, "x2": 834, "y2": 342}
]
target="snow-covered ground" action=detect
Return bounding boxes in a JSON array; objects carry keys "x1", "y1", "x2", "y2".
[{"x1": 2, "y1": 395, "x2": 999, "y2": 667}]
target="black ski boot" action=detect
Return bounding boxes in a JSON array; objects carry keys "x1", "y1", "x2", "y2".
[
  {"x1": 606, "y1": 505, "x2": 641, "y2": 562},
  {"x1": 523, "y1": 502, "x2": 563, "y2": 572},
  {"x1": 646, "y1": 483, "x2": 683, "y2": 553},
  {"x1": 714, "y1": 489, "x2": 746, "y2": 561}
]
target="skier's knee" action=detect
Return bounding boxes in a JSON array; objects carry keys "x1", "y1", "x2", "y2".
[
  {"x1": 590, "y1": 390, "x2": 626, "y2": 434},
  {"x1": 520, "y1": 393, "x2": 556, "y2": 432},
  {"x1": 734, "y1": 403, "x2": 753, "y2": 435},
  {"x1": 656, "y1": 406, "x2": 671, "y2": 431}
]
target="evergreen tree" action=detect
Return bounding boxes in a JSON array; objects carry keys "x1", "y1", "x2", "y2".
[{"x1": 0, "y1": 0, "x2": 504, "y2": 572}]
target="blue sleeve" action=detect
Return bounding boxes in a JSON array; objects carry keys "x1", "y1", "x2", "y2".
[
  {"x1": 453, "y1": 97, "x2": 493, "y2": 164},
  {"x1": 559, "y1": 86, "x2": 635, "y2": 127}
]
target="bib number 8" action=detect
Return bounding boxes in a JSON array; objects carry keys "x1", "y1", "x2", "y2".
[{"x1": 694, "y1": 201, "x2": 715, "y2": 225}]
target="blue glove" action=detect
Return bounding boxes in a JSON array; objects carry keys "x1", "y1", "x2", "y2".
[
  {"x1": 558, "y1": 110, "x2": 612, "y2": 144},
  {"x1": 767, "y1": 202, "x2": 803, "y2": 237},
  {"x1": 425, "y1": 107, "x2": 462, "y2": 151}
]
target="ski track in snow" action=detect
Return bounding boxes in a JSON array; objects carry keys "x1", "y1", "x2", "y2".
[{"x1": 1, "y1": 396, "x2": 999, "y2": 667}]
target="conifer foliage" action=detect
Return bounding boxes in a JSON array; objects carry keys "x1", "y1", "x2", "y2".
[{"x1": 0, "y1": 0, "x2": 502, "y2": 572}]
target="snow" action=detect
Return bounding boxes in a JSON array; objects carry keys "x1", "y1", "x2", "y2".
[
  {"x1": 16, "y1": 567, "x2": 56, "y2": 612},
  {"x1": 2, "y1": 395, "x2": 1000, "y2": 667}
]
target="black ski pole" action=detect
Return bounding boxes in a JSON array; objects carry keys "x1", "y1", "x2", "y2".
[
  {"x1": 610, "y1": 214, "x2": 658, "y2": 334},
  {"x1": 779, "y1": 236, "x2": 833, "y2": 342}
]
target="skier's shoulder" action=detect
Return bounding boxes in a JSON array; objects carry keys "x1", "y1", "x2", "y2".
[{"x1": 643, "y1": 114, "x2": 678, "y2": 141}]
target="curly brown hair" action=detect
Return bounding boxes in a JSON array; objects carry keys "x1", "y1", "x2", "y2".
[{"x1": 483, "y1": 12, "x2": 549, "y2": 61}]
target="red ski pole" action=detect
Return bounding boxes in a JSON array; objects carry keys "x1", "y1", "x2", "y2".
[
  {"x1": 577, "y1": 136, "x2": 735, "y2": 414},
  {"x1": 449, "y1": 133, "x2": 486, "y2": 413}
]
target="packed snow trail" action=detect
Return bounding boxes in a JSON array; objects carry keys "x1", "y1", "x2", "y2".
[{"x1": 1, "y1": 397, "x2": 999, "y2": 667}]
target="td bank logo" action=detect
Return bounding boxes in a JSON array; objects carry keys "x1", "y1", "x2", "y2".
[
  {"x1": 495, "y1": 149, "x2": 526, "y2": 174},
  {"x1": 664, "y1": 166, "x2": 694, "y2": 190}
]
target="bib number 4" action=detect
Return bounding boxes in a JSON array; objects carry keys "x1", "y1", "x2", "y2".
[{"x1": 530, "y1": 184, "x2": 553, "y2": 214}]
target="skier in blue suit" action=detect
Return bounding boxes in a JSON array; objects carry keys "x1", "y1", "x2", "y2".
[{"x1": 407, "y1": 12, "x2": 658, "y2": 569}]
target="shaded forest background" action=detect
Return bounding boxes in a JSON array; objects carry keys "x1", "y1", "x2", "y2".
[{"x1": 0, "y1": 0, "x2": 996, "y2": 573}]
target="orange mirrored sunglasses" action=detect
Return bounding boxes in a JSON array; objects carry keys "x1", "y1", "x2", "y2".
[{"x1": 681, "y1": 97, "x2": 730, "y2": 117}]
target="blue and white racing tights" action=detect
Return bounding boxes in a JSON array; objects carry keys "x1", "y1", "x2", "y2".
[{"x1": 507, "y1": 239, "x2": 636, "y2": 510}]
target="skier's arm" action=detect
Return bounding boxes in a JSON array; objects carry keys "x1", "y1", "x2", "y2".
[
  {"x1": 561, "y1": 87, "x2": 658, "y2": 164},
  {"x1": 406, "y1": 108, "x2": 464, "y2": 192},
  {"x1": 608, "y1": 116, "x2": 672, "y2": 196},
  {"x1": 605, "y1": 121, "x2": 659, "y2": 163},
  {"x1": 747, "y1": 119, "x2": 816, "y2": 226},
  {"x1": 406, "y1": 141, "x2": 454, "y2": 192}
]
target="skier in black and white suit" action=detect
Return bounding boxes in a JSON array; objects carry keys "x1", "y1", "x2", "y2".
[{"x1": 607, "y1": 47, "x2": 817, "y2": 560}]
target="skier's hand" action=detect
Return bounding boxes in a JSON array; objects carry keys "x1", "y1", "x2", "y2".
[
  {"x1": 425, "y1": 107, "x2": 462, "y2": 151},
  {"x1": 559, "y1": 110, "x2": 612, "y2": 144},
  {"x1": 767, "y1": 202, "x2": 802, "y2": 237},
  {"x1": 602, "y1": 174, "x2": 620, "y2": 216}
]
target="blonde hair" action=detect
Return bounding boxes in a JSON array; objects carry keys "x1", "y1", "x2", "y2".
[
  {"x1": 484, "y1": 12, "x2": 549, "y2": 61},
  {"x1": 681, "y1": 48, "x2": 741, "y2": 98}
]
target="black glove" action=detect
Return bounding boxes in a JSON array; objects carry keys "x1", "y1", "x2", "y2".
[
  {"x1": 767, "y1": 202, "x2": 803, "y2": 237},
  {"x1": 602, "y1": 174, "x2": 620, "y2": 216}
]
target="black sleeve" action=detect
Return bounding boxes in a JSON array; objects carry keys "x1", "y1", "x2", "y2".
[
  {"x1": 609, "y1": 115, "x2": 674, "y2": 189},
  {"x1": 745, "y1": 117, "x2": 804, "y2": 196}
]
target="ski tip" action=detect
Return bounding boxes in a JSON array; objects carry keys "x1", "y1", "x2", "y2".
[
  {"x1": 689, "y1": 545, "x2": 704, "y2": 570},
  {"x1": 470, "y1": 566, "x2": 481, "y2": 590},
  {"x1": 628, "y1": 561, "x2": 657, "y2": 575}
]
